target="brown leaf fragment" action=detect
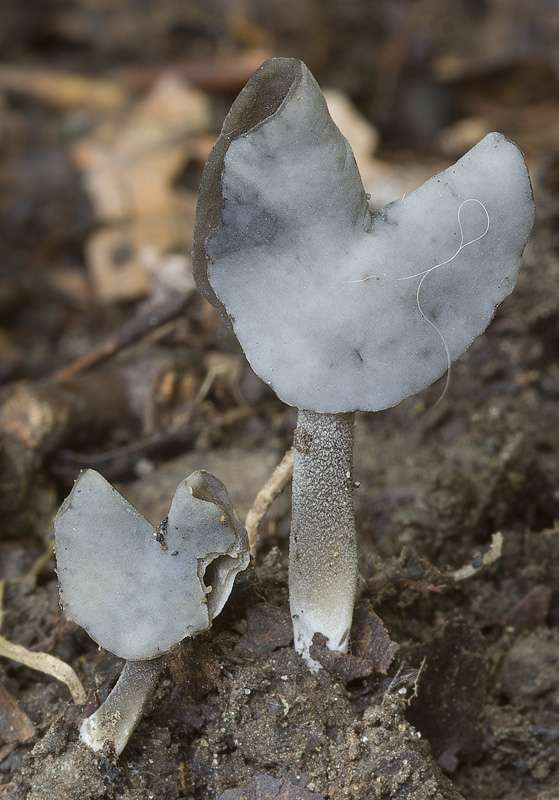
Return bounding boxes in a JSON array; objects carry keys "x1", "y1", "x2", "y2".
[
  {"x1": 84, "y1": 207, "x2": 194, "y2": 302},
  {"x1": 235, "y1": 605, "x2": 293, "y2": 660},
  {"x1": 501, "y1": 584, "x2": 552, "y2": 634},
  {"x1": 219, "y1": 773, "x2": 324, "y2": 800},
  {"x1": 352, "y1": 602, "x2": 400, "y2": 674},
  {"x1": 404, "y1": 621, "x2": 487, "y2": 773},
  {"x1": 308, "y1": 604, "x2": 399, "y2": 681},
  {"x1": 81, "y1": 143, "x2": 192, "y2": 224},
  {"x1": 0, "y1": 684, "x2": 36, "y2": 744},
  {"x1": 121, "y1": 73, "x2": 210, "y2": 150},
  {"x1": 72, "y1": 74, "x2": 210, "y2": 224},
  {"x1": 309, "y1": 633, "x2": 375, "y2": 682}
]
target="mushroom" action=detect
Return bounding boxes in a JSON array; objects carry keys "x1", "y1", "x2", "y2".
[
  {"x1": 54, "y1": 468, "x2": 249, "y2": 753},
  {"x1": 192, "y1": 58, "x2": 534, "y2": 668}
]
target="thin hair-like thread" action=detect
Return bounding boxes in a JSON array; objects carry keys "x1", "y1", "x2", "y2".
[{"x1": 343, "y1": 198, "x2": 491, "y2": 407}]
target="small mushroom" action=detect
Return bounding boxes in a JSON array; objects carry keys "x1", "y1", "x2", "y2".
[
  {"x1": 192, "y1": 58, "x2": 534, "y2": 667},
  {"x1": 54, "y1": 468, "x2": 249, "y2": 753}
]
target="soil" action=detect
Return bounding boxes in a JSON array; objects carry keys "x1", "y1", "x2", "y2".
[{"x1": 2, "y1": 3, "x2": 559, "y2": 799}]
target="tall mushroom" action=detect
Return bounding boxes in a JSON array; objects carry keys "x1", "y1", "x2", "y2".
[
  {"x1": 54, "y1": 468, "x2": 249, "y2": 753},
  {"x1": 192, "y1": 58, "x2": 534, "y2": 667}
]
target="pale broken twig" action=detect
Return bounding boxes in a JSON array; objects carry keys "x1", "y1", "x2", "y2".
[
  {"x1": 0, "y1": 561, "x2": 87, "y2": 705},
  {"x1": 245, "y1": 447, "x2": 294, "y2": 556},
  {"x1": 453, "y1": 531, "x2": 503, "y2": 582}
]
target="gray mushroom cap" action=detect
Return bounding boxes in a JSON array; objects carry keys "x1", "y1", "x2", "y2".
[
  {"x1": 193, "y1": 57, "x2": 534, "y2": 413},
  {"x1": 54, "y1": 469, "x2": 249, "y2": 661}
]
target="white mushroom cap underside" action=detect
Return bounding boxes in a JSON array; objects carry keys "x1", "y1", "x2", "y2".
[
  {"x1": 55, "y1": 470, "x2": 247, "y2": 660},
  {"x1": 206, "y1": 66, "x2": 533, "y2": 413}
]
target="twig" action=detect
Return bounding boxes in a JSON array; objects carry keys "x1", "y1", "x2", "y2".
[
  {"x1": 245, "y1": 448, "x2": 294, "y2": 556},
  {"x1": 24, "y1": 540, "x2": 55, "y2": 582},
  {"x1": 453, "y1": 531, "x2": 503, "y2": 581},
  {"x1": 407, "y1": 656, "x2": 427, "y2": 705},
  {"x1": 51, "y1": 402, "x2": 268, "y2": 484},
  {"x1": 0, "y1": 635, "x2": 87, "y2": 705},
  {"x1": 53, "y1": 292, "x2": 190, "y2": 382}
]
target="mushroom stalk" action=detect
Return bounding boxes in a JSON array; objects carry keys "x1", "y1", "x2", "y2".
[
  {"x1": 191, "y1": 57, "x2": 535, "y2": 673},
  {"x1": 289, "y1": 410, "x2": 357, "y2": 668},
  {"x1": 80, "y1": 658, "x2": 162, "y2": 755},
  {"x1": 55, "y1": 468, "x2": 249, "y2": 754}
]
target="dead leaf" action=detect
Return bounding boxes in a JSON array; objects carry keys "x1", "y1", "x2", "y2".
[
  {"x1": 404, "y1": 621, "x2": 487, "y2": 773},
  {"x1": 85, "y1": 195, "x2": 195, "y2": 303},
  {"x1": 119, "y1": 73, "x2": 210, "y2": 153},
  {"x1": 0, "y1": 685, "x2": 36, "y2": 744},
  {"x1": 324, "y1": 89, "x2": 379, "y2": 167},
  {"x1": 309, "y1": 604, "x2": 399, "y2": 683},
  {"x1": 352, "y1": 603, "x2": 400, "y2": 674},
  {"x1": 309, "y1": 633, "x2": 376, "y2": 682},
  {"x1": 179, "y1": 50, "x2": 272, "y2": 93},
  {"x1": 72, "y1": 74, "x2": 210, "y2": 223},
  {"x1": 81, "y1": 141, "x2": 193, "y2": 222}
]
